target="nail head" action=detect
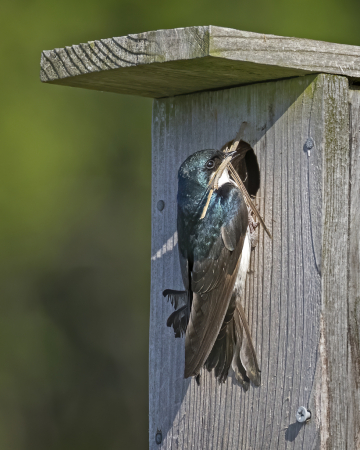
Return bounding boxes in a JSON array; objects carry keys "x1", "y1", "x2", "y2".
[
  {"x1": 155, "y1": 429, "x2": 162, "y2": 445},
  {"x1": 157, "y1": 200, "x2": 165, "y2": 211},
  {"x1": 305, "y1": 138, "x2": 314, "y2": 150}
]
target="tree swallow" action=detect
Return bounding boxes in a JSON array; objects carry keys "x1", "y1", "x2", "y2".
[{"x1": 163, "y1": 141, "x2": 261, "y2": 390}]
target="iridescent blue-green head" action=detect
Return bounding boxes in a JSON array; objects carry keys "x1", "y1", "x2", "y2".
[
  {"x1": 177, "y1": 149, "x2": 236, "y2": 214},
  {"x1": 178, "y1": 149, "x2": 223, "y2": 190}
]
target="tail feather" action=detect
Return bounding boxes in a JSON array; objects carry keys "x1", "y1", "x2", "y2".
[
  {"x1": 232, "y1": 344, "x2": 250, "y2": 390},
  {"x1": 205, "y1": 298, "x2": 236, "y2": 382},
  {"x1": 205, "y1": 292, "x2": 261, "y2": 388},
  {"x1": 235, "y1": 302, "x2": 261, "y2": 386},
  {"x1": 163, "y1": 288, "x2": 260, "y2": 387}
]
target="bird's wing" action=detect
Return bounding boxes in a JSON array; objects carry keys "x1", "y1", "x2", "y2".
[
  {"x1": 184, "y1": 185, "x2": 248, "y2": 378},
  {"x1": 179, "y1": 250, "x2": 190, "y2": 291}
]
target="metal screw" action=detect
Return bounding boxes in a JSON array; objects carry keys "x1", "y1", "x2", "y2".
[
  {"x1": 296, "y1": 406, "x2": 311, "y2": 423},
  {"x1": 304, "y1": 138, "x2": 314, "y2": 156},
  {"x1": 305, "y1": 138, "x2": 314, "y2": 150},
  {"x1": 155, "y1": 429, "x2": 162, "y2": 445},
  {"x1": 157, "y1": 200, "x2": 165, "y2": 211}
]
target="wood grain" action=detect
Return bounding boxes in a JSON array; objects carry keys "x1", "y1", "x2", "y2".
[
  {"x1": 40, "y1": 26, "x2": 360, "y2": 98},
  {"x1": 348, "y1": 88, "x2": 360, "y2": 450},
  {"x1": 320, "y1": 75, "x2": 349, "y2": 449},
  {"x1": 150, "y1": 74, "x2": 350, "y2": 449}
]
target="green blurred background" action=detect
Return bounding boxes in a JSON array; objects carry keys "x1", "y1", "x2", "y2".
[{"x1": 1, "y1": 0, "x2": 359, "y2": 448}]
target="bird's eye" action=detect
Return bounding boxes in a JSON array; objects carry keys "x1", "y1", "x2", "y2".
[{"x1": 206, "y1": 159, "x2": 215, "y2": 169}]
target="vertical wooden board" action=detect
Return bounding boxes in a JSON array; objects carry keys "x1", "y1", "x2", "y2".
[
  {"x1": 320, "y1": 75, "x2": 349, "y2": 450},
  {"x1": 348, "y1": 88, "x2": 360, "y2": 450},
  {"x1": 150, "y1": 74, "x2": 347, "y2": 449}
]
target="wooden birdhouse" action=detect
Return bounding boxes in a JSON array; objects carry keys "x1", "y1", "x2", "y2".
[{"x1": 40, "y1": 26, "x2": 360, "y2": 449}]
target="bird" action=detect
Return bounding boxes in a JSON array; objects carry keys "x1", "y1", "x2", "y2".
[{"x1": 163, "y1": 140, "x2": 261, "y2": 390}]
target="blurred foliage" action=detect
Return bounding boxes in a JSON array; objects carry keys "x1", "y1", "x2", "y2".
[{"x1": 0, "y1": 0, "x2": 360, "y2": 448}]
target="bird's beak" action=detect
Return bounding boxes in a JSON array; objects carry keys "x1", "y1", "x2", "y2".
[
  {"x1": 226, "y1": 150, "x2": 238, "y2": 158},
  {"x1": 228, "y1": 150, "x2": 239, "y2": 161},
  {"x1": 222, "y1": 150, "x2": 240, "y2": 165},
  {"x1": 227, "y1": 148, "x2": 247, "y2": 164},
  {"x1": 221, "y1": 150, "x2": 237, "y2": 160}
]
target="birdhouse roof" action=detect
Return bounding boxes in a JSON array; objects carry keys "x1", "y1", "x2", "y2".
[{"x1": 40, "y1": 25, "x2": 360, "y2": 98}]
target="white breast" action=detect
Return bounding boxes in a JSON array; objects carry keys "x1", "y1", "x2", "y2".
[
  {"x1": 233, "y1": 230, "x2": 251, "y2": 299},
  {"x1": 217, "y1": 168, "x2": 236, "y2": 187}
]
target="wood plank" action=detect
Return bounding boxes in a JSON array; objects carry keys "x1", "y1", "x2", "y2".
[
  {"x1": 348, "y1": 88, "x2": 360, "y2": 449},
  {"x1": 150, "y1": 73, "x2": 350, "y2": 449},
  {"x1": 320, "y1": 75, "x2": 349, "y2": 449},
  {"x1": 40, "y1": 26, "x2": 360, "y2": 98}
]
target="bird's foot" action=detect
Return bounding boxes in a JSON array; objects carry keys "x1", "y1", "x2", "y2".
[
  {"x1": 163, "y1": 289, "x2": 188, "y2": 309},
  {"x1": 163, "y1": 290, "x2": 190, "y2": 338}
]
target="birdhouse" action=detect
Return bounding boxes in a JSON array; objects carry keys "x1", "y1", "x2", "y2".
[{"x1": 40, "y1": 26, "x2": 360, "y2": 449}]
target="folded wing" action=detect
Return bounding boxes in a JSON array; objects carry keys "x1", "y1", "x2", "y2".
[{"x1": 183, "y1": 184, "x2": 248, "y2": 378}]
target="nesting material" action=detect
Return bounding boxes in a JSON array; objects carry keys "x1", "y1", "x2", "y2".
[{"x1": 200, "y1": 122, "x2": 272, "y2": 239}]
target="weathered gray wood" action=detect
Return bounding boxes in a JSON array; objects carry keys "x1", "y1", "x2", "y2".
[
  {"x1": 348, "y1": 88, "x2": 360, "y2": 449},
  {"x1": 40, "y1": 26, "x2": 360, "y2": 98},
  {"x1": 320, "y1": 75, "x2": 349, "y2": 448},
  {"x1": 150, "y1": 73, "x2": 350, "y2": 449}
]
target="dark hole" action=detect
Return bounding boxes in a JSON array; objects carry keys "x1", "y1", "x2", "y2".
[
  {"x1": 220, "y1": 139, "x2": 260, "y2": 197},
  {"x1": 350, "y1": 80, "x2": 360, "y2": 90}
]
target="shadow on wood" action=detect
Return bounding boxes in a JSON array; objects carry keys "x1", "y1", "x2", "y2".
[
  {"x1": 149, "y1": 74, "x2": 347, "y2": 449},
  {"x1": 285, "y1": 422, "x2": 303, "y2": 442}
]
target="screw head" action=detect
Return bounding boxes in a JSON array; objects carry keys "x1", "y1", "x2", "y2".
[
  {"x1": 305, "y1": 138, "x2": 314, "y2": 150},
  {"x1": 155, "y1": 429, "x2": 162, "y2": 445},
  {"x1": 157, "y1": 200, "x2": 165, "y2": 211},
  {"x1": 296, "y1": 406, "x2": 311, "y2": 423}
]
